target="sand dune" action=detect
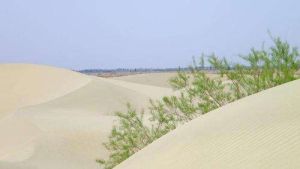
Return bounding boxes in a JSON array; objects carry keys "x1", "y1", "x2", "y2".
[
  {"x1": 0, "y1": 64, "x2": 90, "y2": 117},
  {"x1": 112, "y1": 72, "x2": 177, "y2": 88},
  {"x1": 112, "y1": 72, "x2": 222, "y2": 88},
  {"x1": 18, "y1": 77, "x2": 172, "y2": 117},
  {"x1": 4, "y1": 63, "x2": 298, "y2": 169},
  {"x1": 0, "y1": 64, "x2": 173, "y2": 169},
  {"x1": 116, "y1": 79, "x2": 300, "y2": 169}
]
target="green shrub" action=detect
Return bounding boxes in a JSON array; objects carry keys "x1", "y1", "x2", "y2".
[
  {"x1": 209, "y1": 36, "x2": 299, "y2": 98},
  {"x1": 96, "y1": 104, "x2": 154, "y2": 169},
  {"x1": 98, "y1": 37, "x2": 299, "y2": 169}
]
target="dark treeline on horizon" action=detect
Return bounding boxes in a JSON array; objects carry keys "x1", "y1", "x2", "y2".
[{"x1": 77, "y1": 67, "x2": 220, "y2": 74}]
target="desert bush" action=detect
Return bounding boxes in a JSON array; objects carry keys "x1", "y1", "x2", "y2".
[
  {"x1": 209, "y1": 36, "x2": 299, "y2": 99},
  {"x1": 98, "y1": 37, "x2": 299, "y2": 169},
  {"x1": 96, "y1": 104, "x2": 154, "y2": 169}
]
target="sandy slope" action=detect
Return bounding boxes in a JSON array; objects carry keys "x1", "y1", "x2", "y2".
[
  {"x1": 0, "y1": 64, "x2": 90, "y2": 117},
  {"x1": 0, "y1": 64, "x2": 173, "y2": 169},
  {"x1": 112, "y1": 72, "x2": 177, "y2": 88},
  {"x1": 116, "y1": 79, "x2": 300, "y2": 169},
  {"x1": 112, "y1": 72, "x2": 222, "y2": 88}
]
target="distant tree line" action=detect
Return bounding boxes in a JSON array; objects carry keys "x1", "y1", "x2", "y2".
[{"x1": 77, "y1": 67, "x2": 226, "y2": 74}]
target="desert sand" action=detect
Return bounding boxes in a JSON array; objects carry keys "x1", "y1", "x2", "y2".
[
  {"x1": 0, "y1": 64, "x2": 173, "y2": 169},
  {"x1": 113, "y1": 72, "x2": 177, "y2": 88},
  {"x1": 0, "y1": 64, "x2": 91, "y2": 117},
  {"x1": 115, "y1": 79, "x2": 300, "y2": 169},
  {"x1": 2, "y1": 63, "x2": 299, "y2": 169},
  {"x1": 112, "y1": 72, "x2": 222, "y2": 88}
]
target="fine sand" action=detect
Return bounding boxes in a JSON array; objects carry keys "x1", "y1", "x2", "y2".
[
  {"x1": 0, "y1": 64, "x2": 173, "y2": 169},
  {"x1": 115, "y1": 79, "x2": 300, "y2": 169},
  {"x1": 2, "y1": 63, "x2": 299, "y2": 169},
  {"x1": 0, "y1": 64, "x2": 91, "y2": 117},
  {"x1": 112, "y1": 72, "x2": 221, "y2": 88},
  {"x1": 112, "y1": 72, "x2": 177, "y2": 88}
]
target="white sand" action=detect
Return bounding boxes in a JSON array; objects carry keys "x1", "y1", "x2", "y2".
[
  {"x1": 0, "y1": 64, "x2": 90, "y2": 117},
  {"x1": 4, "y1": 63, "x2": 298, "y2": 169},
  {"x1": 112, "y1": 72, "x2": 222, "y2": 88},
  {"x1": 116, "y1": 79, "x2": 300, "y2": 169},
  {"x1": 0, "y1": 64, "x2": 173, "y2": 169},
  {"x1": 112, "y1": 72, "x2": 178, "y2": 88}
]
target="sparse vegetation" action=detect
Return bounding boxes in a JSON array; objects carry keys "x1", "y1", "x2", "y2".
[{"x1": 98, "y1": 36, "x2": 300, "y2": 169}]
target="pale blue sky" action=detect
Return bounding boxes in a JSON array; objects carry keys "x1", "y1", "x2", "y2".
[{"x1": 0, "y1": 0, "x2": 300, "y2": 69}]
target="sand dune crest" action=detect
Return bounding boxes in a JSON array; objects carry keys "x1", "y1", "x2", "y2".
[
  {"x1": 116, "y1": 79, "x2": 300, "y2": 169},
  {"x1": 0, "y1": 64, "x2": 173, "y2": 169},
  {"x1": 0, "y1": 64, "x2": 90, "y2": 117}
]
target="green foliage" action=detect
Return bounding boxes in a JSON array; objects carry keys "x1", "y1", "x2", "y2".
[
  {"x1": 96, "y1": 104, "x2": 155, "y2": 169},
  {"x1": 209, "y1": 37, "x2": 299, "y2": 98},
  {"x1": 98, "y1": 37, "x2": 299, "y2": 169}
]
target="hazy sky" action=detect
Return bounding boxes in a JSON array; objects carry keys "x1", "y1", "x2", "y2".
[{"x1": 0, "y1": 0, "x2": 300, "y2": 69}]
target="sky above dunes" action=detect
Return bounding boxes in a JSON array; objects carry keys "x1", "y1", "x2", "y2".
[{"x1": 0, "y1": 0, "x2": 300, "y2": 69}]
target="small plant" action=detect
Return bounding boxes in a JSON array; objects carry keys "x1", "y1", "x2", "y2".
[
  {"x1": 96, "y1": 104, "x2": 154, "y2": 169},
  {"x1": 98, "y1": 36, "x2": 299, "y2": 169}
]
